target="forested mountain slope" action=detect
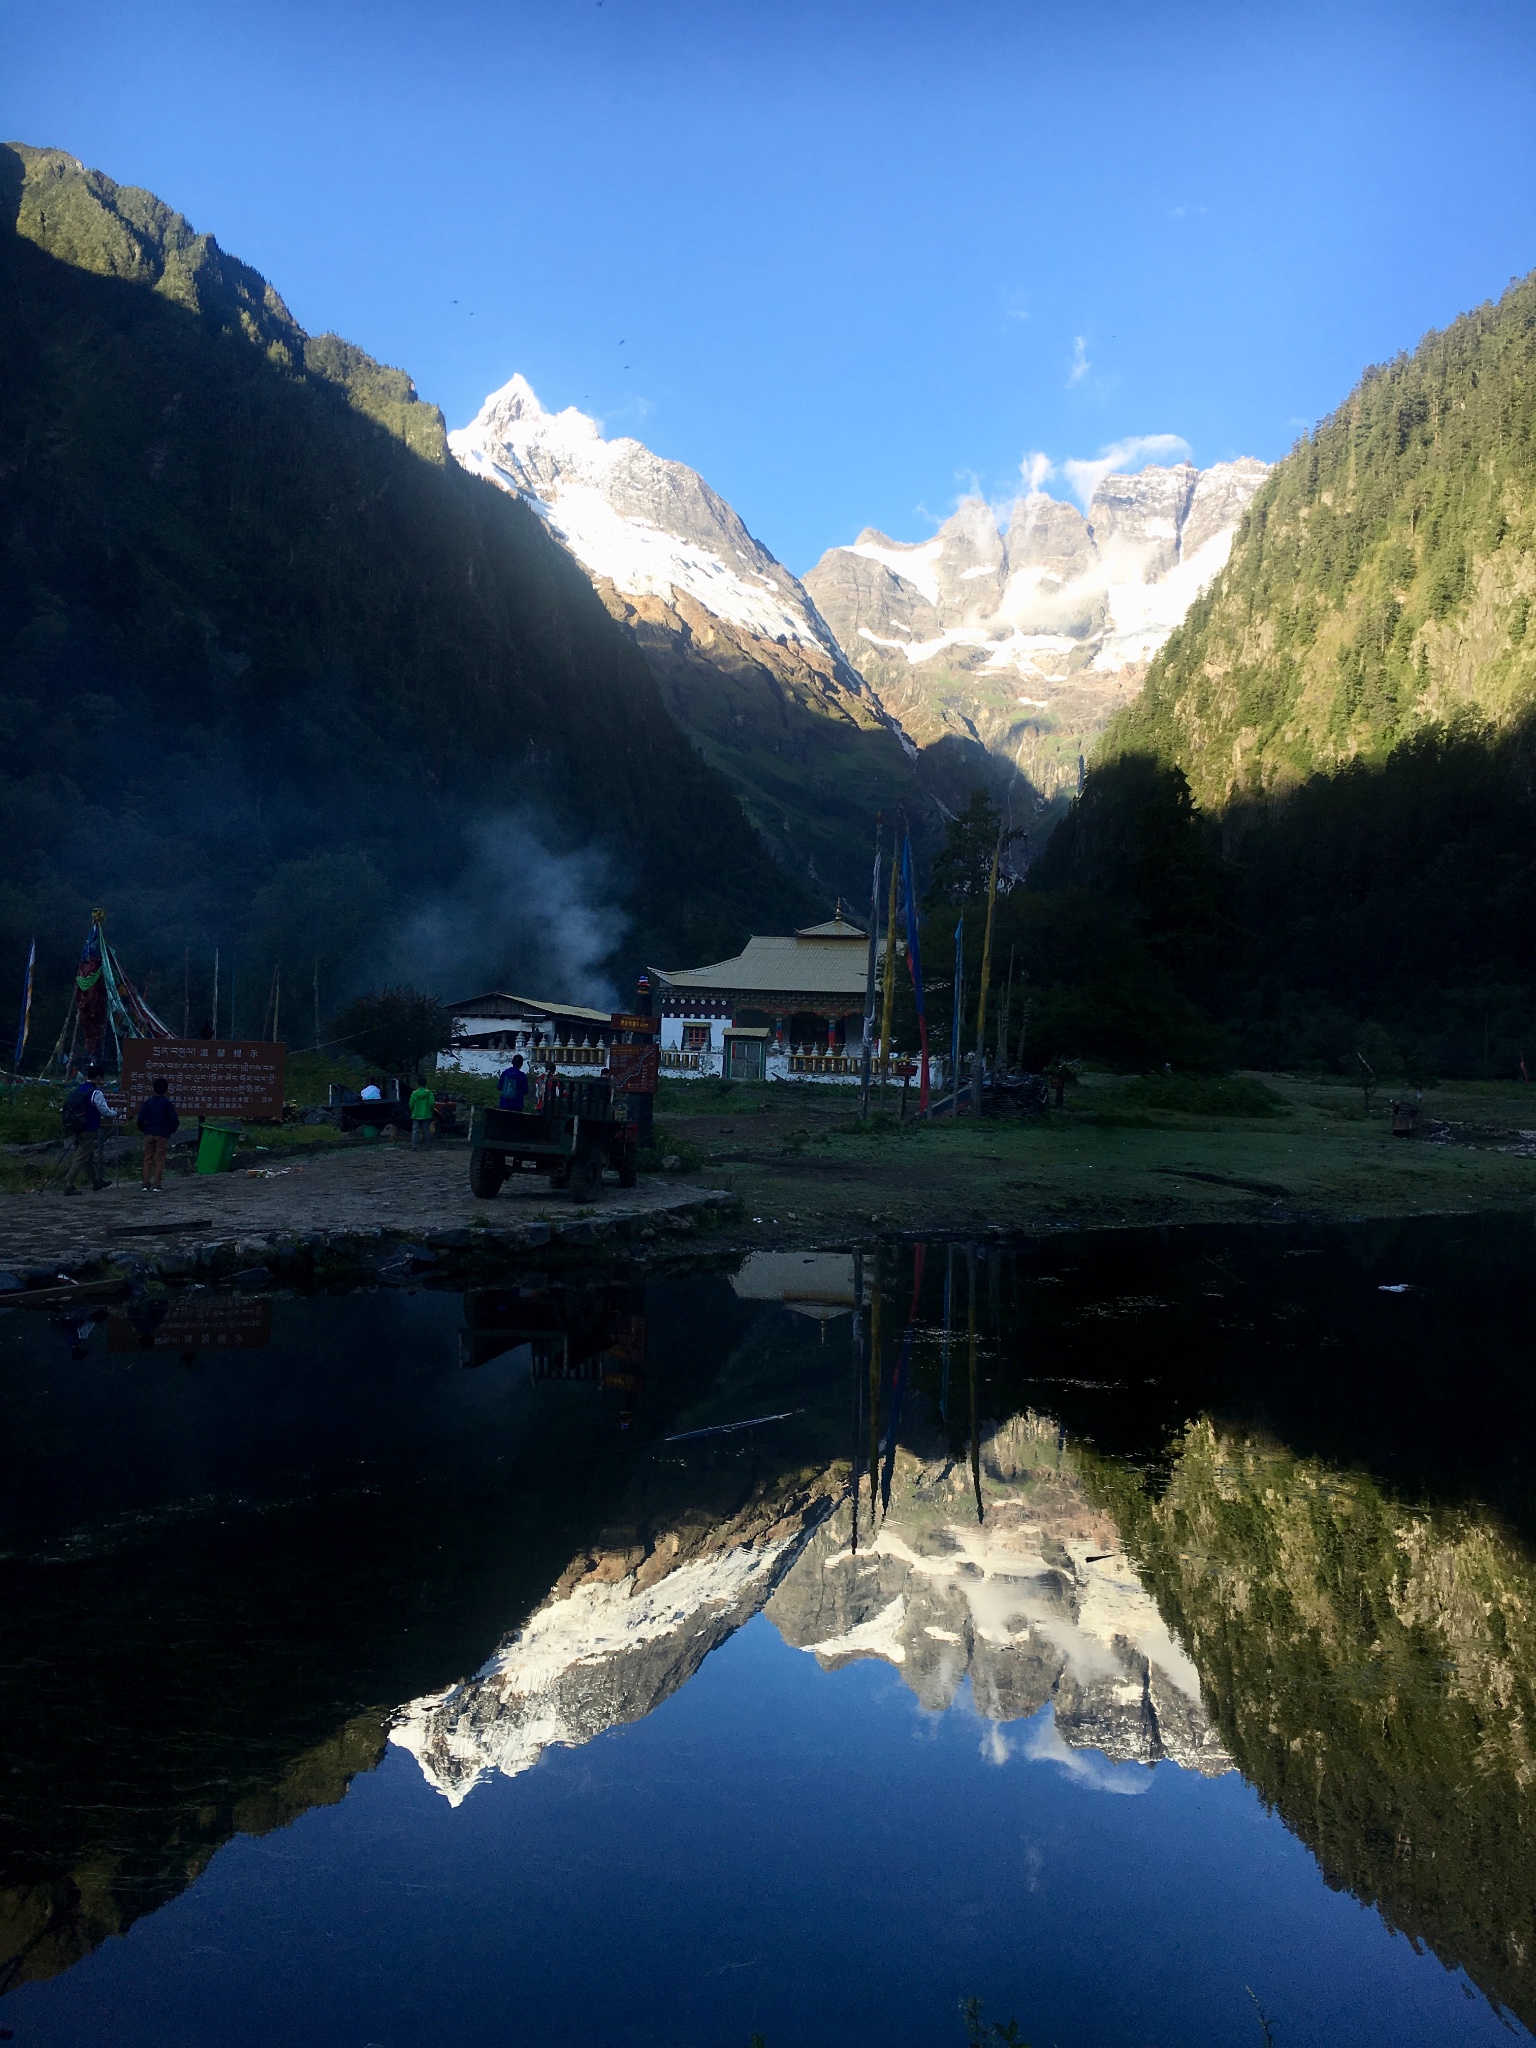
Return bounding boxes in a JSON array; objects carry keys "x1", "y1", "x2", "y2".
[
  {"x1": 1115, "y1": 271, "x2": 1536, "y2": 803},
  {"x1": 0, "y1": 144, "x2": 810, "y2": 1025}
]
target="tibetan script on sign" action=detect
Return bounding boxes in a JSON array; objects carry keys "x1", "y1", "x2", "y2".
[
  {"x1": 119, "y1": 1039, "x2": 287, "y2": 1119},
  {"x1": 109, "y1": 1295, "x2": 273, "y2": 1354}
]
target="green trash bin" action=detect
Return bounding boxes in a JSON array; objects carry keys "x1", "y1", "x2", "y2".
[{"x1": 195, "y1": 1121, "x2": 242, "y2": 1174}]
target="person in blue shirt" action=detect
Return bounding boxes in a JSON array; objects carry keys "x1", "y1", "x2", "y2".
[
  {"x1": 136, "y1": 1076, "x2": 180, "y2": 1192},
  {"x1": 62, "y1": 1061, "x2": 119, "y2": 1193},
  {"x1": 498, "y1": 1054, "x2": 530, "y2": 1111}
]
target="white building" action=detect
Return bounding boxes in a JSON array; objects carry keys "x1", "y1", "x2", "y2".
[
  {"x1": 653, "y1": 915, "x2": 940, "y2": 1088},
  {"x1": 438, "y1": 993, "x2": 622, "y2": 1080}
]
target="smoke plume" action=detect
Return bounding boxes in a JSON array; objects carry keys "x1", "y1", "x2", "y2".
[{"x1": 392, "y1": 814, "x2": 626, "y2": 1007}]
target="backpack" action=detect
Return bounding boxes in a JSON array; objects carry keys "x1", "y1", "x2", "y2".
[{"x1": 61, "y1": 1083, "x2": 94, "y2": 1136}]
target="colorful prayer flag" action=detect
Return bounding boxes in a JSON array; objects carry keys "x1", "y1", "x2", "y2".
[{"x1": 13, "y1": 939, "x2": 35, "y2": 1070}]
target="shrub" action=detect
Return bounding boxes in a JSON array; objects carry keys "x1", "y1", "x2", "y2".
[
  {"x1": 642, "y1": 1122, "x2": 702, "y2": 1171},
  {"x1": 0, "y1": 1083, "x2": 67, "y2": 1143},
  {"x1": 326, "y1": 987, "x2": 451, "y2": 1081},
  {"x1": 1121, "y1": 1074, "x2": 1287, "y2": 1118}
]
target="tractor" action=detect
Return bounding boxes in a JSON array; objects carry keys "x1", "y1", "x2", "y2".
[{"x1": 467, "y1": 1074, "x2": 639, "y2": 1201}]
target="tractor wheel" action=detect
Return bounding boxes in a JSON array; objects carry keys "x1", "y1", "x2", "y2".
[
  {"x1": 469, "y1": 1148, "x2": 507, "y2": 1199},
  {"x1": 567, "y1": 1146, "x2": 604, "y2": 1201}
]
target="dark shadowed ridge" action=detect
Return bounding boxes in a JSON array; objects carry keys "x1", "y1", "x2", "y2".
[{"x1": 0, "y1": 142, "x2": 817, "y2": 1031}]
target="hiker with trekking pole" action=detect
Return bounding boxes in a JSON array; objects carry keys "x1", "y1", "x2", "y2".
[{"x1": 59, "y1": 1062, "x2": 120, "y2": 1193}]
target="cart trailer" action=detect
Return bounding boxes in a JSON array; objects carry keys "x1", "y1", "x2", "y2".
[{"x1": 467, "y1": 1075, "x2": 638, "y2": 1201}]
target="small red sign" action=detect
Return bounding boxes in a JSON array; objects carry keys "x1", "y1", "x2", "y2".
[{"x1": 608, "y1": 1044, "x2": 660, "y2": 1095}]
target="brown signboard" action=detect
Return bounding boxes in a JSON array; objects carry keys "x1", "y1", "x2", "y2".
[
  {"x1": 117, "y1": 1039, "x2": 287, "y2": 1120},
  {"x1": 109, "y1": 1295, "x2": 273, "y2": 1353},
  {"x1": 610, "y1": 1013, "x2": 659, "y2": 1037},
  {"x1": 608, "y1": 1043, "x2": 660, "y2": 1095}
]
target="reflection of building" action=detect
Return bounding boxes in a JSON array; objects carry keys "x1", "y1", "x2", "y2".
[
  {"x1": 730, "y1": 1252, "x2": 860, "y2": 1324},
  {"x1": 459, "y1": 1283, "x2": 645, "y2": 1391},
  {"x1": 653, "y1": 914, "x2": 932, "y2": 1086}
]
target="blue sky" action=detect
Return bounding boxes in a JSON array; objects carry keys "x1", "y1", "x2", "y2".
[{"x1": 6, "y1": 0, "x2": 1535, "y2": 572}]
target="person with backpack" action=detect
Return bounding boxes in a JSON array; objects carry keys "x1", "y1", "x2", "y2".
[
  {"x1": 136, "y1": 1075, "x2": 180, "y2": 1192},
  {"x1": 61, "y1": 1062, "x2": 119, "y2": 1193},
  {"x1": 498, "y1": 1053, "x2": 530, "y2": 1112}
]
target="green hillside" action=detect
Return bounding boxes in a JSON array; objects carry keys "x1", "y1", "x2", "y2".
[
  {"x1": 0, "y1": 143, "x2": 812, "y2": 1033},
  {"x1": 987, "y1": 272, "x2": 1536, "y2": 1077},
  {"x1": 1116, "y1": 271, "x2": 1536, "y2": 803}
]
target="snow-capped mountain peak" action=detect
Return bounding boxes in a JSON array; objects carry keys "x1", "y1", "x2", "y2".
[
  {"x1": 802, "y1": 455, "x2": 1269, "y2": 796},
  {"x1": 447, "y1": 373, "x2": 921, "y2": 867},
  {"x1": 450, "y1": 374, "x2": 851, "y2": 660}
]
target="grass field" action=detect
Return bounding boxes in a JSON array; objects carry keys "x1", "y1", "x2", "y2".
[{"x1": 653, "y1": 1070, "x2": 1536, "y2": 1239}]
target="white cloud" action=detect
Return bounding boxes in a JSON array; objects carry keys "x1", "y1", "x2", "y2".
[
  {"x1": 989, "y1": 449, "x2": 1055, "y2": 529},
  {"x1": 1060, "y1": 433, "x2": 1191, "y2": 509},
  {"x1": 975, "y1": 1705, "x2": 1154, "y2": 1791},
  {"x1": 1067, "y1": 335, "x2": 1090, "y2": 386},
  {"x1": 1021, "y1": 1714, "x2": 1153, "y2": 1794}
]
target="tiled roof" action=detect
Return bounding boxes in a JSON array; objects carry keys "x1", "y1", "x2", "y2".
[
  {"x1": 655, "y1": 934, "x2": 878, "y2": 997},
  {"x1": 795, "y1": 915, "x2": 867, "y2": 940},
  {"x1": 448, "y1": 992, "x2": 614, "y2": 1026}
]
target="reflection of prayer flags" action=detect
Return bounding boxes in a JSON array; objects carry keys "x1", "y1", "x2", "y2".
[
  {"x1": 880, "y1": 1243, "x2": 926, "y2": 1514},
  {"x1": 950, "y1": 915, "x2": 963, "y2": 1099},
  {"x1": 14, "y1": 939, "x2": 35, "y2": 1069},
  {"x1": 900, "y1": 835, "x2": 930, "y2": 1110}
]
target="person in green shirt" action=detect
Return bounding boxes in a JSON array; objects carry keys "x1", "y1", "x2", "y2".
[{"x1": 408, "y1": 1081, "x2": 436, "y2": 1149}]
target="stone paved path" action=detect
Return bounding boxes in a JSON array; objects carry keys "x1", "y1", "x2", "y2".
[{"x1": 0, "y1": 1140, "x2": 726, "y2": 1279}]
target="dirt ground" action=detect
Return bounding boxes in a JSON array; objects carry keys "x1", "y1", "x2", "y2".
[{"x1": 0, "y1": 1134, "x2": 719, "y2": 1279}]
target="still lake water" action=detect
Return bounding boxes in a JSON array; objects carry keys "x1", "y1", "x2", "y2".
[{"x1": 3, "y1": 1219, "x2": 1535, "y2": 2046}]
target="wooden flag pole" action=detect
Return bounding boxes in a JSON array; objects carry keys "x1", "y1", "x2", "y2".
[
  {"x1": 878, "y1": 839, "x2": 899, "y2": 1104},
  {"x1": 858, "y1": 818, "x2": 883, "y2": 1120},
  {"x1": 971, "y1": 835, "x2": 1003, "y2": 1114}
]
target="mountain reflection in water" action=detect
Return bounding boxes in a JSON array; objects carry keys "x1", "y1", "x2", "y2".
[
  {"x1": 3, "y1": 1217, "x2": 1535, "y2": 2045},
  {"x1": 395, "y1": 1407, "x2": 1230, "y2": 1802}
]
